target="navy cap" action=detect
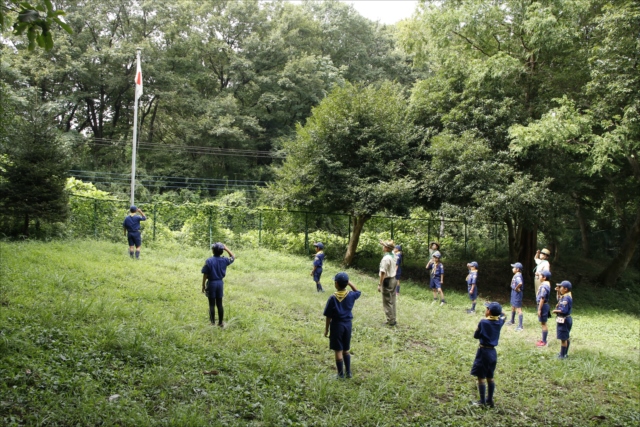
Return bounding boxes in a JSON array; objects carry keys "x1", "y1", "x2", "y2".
[
  {"x1": 539, "y1": 270, "x2": 552, "y2": 279},
  {"x1": 333, "y1": 272, "x2": 349, "y2": 286},
  {"x1": 468, "y1": 261, "x2": 478, "y2": 268},
  {"x1": 395, "y1": 245, "x2": 402, "y2": 250},
  {"x1": 313, "y1": 242, "x2": 324, "y2": 249},
  {"x1": 130, "y1": 205, "x2": 137, "y2": 212},
  {"x1": 484, "y1": 302, "x2": 502, "y2": 316},
  {"x1": 511, "y1": 262, "x2": 523, "y2": 269},
  {"x1": 432, "y1": 251, "x2": 441, "y2": 258},
  {"x1": 211, "y1": 242, "x2": 225, "y2": 252},
  {"x1": 559, "y1": 280, "x2": 572, "y2": 290}
]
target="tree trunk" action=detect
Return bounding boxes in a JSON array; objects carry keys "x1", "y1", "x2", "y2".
[
  {"x1": 439, "y1": 212, "x2": 445, "y2": 237},
  {"x1": 343, "y1": 215, "x2": 370, "y2": 266},
  {"x1": 517, "y1": 227, "x2": 537, "y2": 281},
  {"x1": 597, "y1": 207, "x2": 640, "y2": 286},
  {"x1": 506, "y1": 217, "x2": 517, "y2": 261},
  {"x1": 23, "y1": 212, "x2": 30, "y2": 237},
  {"x1": 576, "y1": 201, "x2": 590, "y2": 258}
]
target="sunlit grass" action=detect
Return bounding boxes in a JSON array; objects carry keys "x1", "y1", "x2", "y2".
[{"x1": 0, "y1": 240, "x2": 638, "y2": 426}]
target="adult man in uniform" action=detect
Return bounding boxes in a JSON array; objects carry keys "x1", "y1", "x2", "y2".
[{"x1": 378, "y1": 239, "x2": 398, "y2": 326}]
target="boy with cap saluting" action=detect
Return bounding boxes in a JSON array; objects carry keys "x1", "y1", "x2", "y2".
[
  {"x1": 470, "y1": 301, "x2": 506, "y2": 408},
  {"x1": 553, "y1": 281, "x2": 574, "y2": 359},
  {"x1": 311, "y1": 242, "x2": 325, "y2": 292},
  {"x1": 535, "y1": 270, "x2": 553, "y2": 347},
  {"x1": 323, "y1": 272, "x2": 361, "y2": 379},
  {"x1": 466, "y1": 262, "x2": 479, "y2": 313},
  {"x1": 534, "y1": 248, "x2": 552, "y2": 296},
  {"x1": 122, "y1": 205, "x2": 146, "y2": 259},
  {"x1": 507, "y1": 262, "x2": 524, "y2": 331},
  {"x1": 426, "y1": 251, "x2": 446, "y2": 305},
  {"x1": 201, "y1": 242, "x2": 235, "y2": 327}
]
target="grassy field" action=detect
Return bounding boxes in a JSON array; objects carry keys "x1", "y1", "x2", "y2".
[{"x1": 0, "y1": 240, "x2": 638, "y2": 426}]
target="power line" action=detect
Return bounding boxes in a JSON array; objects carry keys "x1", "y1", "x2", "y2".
[{"x1": 69, "y1": 170, "x2": 268, "y2": 184}]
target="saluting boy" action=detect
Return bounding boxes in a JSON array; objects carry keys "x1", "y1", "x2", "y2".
[
  {"x1": 394, "y1": 245, "x2": 403, "y2": 295},
  {"x1": 466, "y1": 262, "x2": 479, "y2": 313},
  {"x1": 535, "y1": 270, "x2": 552, "y2": 347},
  {"x1": 553, "y1": 281, "x2": 573, "y2": 359},
  {"x1": 471, "y1": 302, "x2": 506, "y2": 408},
  {"x1": 311, "y1": 242, "x2": 325, "y2": 292},
  {"x1": 507, "y1": 262, "x2": 524, "y2": 331},
  {"x1": 426, "y1": 251, "x2": 446, "y2": 305},
  {"x1": 122, "y1": 205, "x2": 146, "y2": 259},
  {"x1": 323, "y1": 272, "x2": 361, "y2": 379},
  {"x1": 201, "y1": 242, "x2": 235, "y2": 327}
]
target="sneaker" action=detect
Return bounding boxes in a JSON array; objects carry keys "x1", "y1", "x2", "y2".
[
  {"x1": 346, "y1": 372, "x2": 352, "y2": 379},
  {"x1": 485, "y1": 400, "x2": 495, "y2": 408},
  {"x1": 536, "y1": 340, "x2": 548, "y2": 347},
  {"x1": 432, "y1": 299, "x2": 437, "y2": 304},
  {"x1": 440, "y1": 301, "x2": 446, "y2": 306},
  {"x1": 335, "y1": 374, "x2": 345, "y2": 380},
  {"x1": 514, "y1": 327, "x2": 523, "y2": 332},
  {"x1": 218, "y1": 322, "x2": 225, "y2": 328},
  {"x1": 466, "y1": 309, "x2": 475, "y2": 314},
  {"x1": 471, "y1": 401, "x2": 487, "y2": 407},
  {"x1": 387, "y1": 321, "x2": 397, "y2": 327},
  {"x1": 505, "y1": 321, "x2": 514, "y2": 326}
]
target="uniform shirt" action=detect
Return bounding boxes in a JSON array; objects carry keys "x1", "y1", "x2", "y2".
[
  {"x1": 323, "y1": 290, "x2": 362, "y2": 323},
  {"x1": 467, "y1": 271, "x2": 478, "y2": 292},
  {"x1": 534, "y1": 258, "x2": 550, "y2": 274},
  {"x1": 395, "y1": 252, "x2": 403, "y2": 268},
  {"x1": 474, "y1": 317, "x2": 505, "y2": 347},
  {"x1": 536, "y1": 281, "x2": 551, "y2": 305},
  {"x1": 510, "y1": 273, "x2": 524, "y2": 294},
  {"x1": 123, "y1": 214, "x2": 146, "y2": 233},
  {"x1": 379, "y1": 253, "x2": 397, "y2": 278},
  {"x1": 429, "y1": 262, "x2": 444, "y2": 283},
  {"x1": 313, "y1": 251, "x2": 325, "y2": 268},
  {"x1": 201, "y1": 256, "x2": 235, "y2": 283},
  {"x1": 555, "y1": 293, "x2": 573, "y2": 317}
]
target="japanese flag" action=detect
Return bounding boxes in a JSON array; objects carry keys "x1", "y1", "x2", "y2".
[{"x1": 135, "y1": 55, "x2": 143, "y2": 100}]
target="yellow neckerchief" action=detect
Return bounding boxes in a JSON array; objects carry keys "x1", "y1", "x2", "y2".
[
  {"x1": 334, "y1": 289, "x2": 350, "y2": 302},
  {"x1": 561, "y1": 292, "x2": 572, "y2": 299},
  {"x1": 316, "y1": 250, "x2": 324, "y2": 256},
  {"x1": 487, "y1": 315, "x2": 500, "y2": 321}
]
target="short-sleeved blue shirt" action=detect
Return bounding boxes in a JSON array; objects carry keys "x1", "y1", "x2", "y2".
[
  {"x1": 201, "y1": 256, "x2": 235, "y2": 283},
  {"x1": 313, "y1": 252, "x2": 325, "y2": 268},
  {"x1": 123, "y1": 215, "x2": 146, "y2": 233},
  {"x1": 467, "y1": 271, "x2": 478, "y2": 291},
  {"x1": 474, "y1": 317, "x2": 505, "y2": 347},
  {"x1": 430, "y1": 263, "x2": 444, "y2": 283},
  {"x1": 323, "y1": 290, "x2": 361, "y2": 323},
  {"x1": 510, "y1": 273, "x2": 523, "y2": 293},
  {"x1": 536, "y1": 282, "x2": 551, "y2": 305},
  {"x1": 555, "y1": 293, "x2": 573, "y2": 317}
]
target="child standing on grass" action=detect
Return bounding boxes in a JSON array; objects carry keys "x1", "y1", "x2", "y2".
[
  {"x1": 122, "y1": 205, "x2": 146, "y2": 259},
  {"x1": 466, "y1": 262, "x2": 479, "y2": 313},
  {"x1": 201, "y1": 242, "x2": 235, "y2": 328},
  {"x1": 323, "y1": 272, "x2": 361, "y2": 379},
  {"x1": 507, "y1": 262, "x2": 524, "y2": 331},
  {"x1": 535, "y1": 270, "x2": 552, "y2": 347},
  {"x1": 311, "y1": 242, "x2": 325, "y2": 292},
  {"x1": 471, "y1": 302, "x2": 506, "y2": 408},
  {"x1": 426, "y1": 251, "x2": 446, "y2": 305},
  {"x1": 553, "y1": 281, "x2": 573, "y2": 359},
  {"x1": 394, "y1": 244, "x2": 403, "y2": 295}
]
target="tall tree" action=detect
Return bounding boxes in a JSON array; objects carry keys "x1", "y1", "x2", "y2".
[{"x1": 266, "y1": 82, "x2": 415, "y2": 265}]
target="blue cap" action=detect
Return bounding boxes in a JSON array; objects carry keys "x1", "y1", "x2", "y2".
[
  {"x1": 211, "y1": 242, "x2": 225, "y2": 252},
  {"x1": 539, "y1": 270, "x2": 552, "y2": 278},
  {"x1": 484, "y1": 302, "x2": 503, "y2": 316},
  {"x1": 313, "y1": 242, "x2": 324, "y2": 249},
  {"x1": 432, "y1": 251, "x2": 441, "y2": 258},
  {"x1": 559, "y1": 280, "x2": 572, "y2": 290},
  {"x1": 468, "y1": 261, "x2": 478, "y2": 268},
  {"x1": 130, "y1": 205, "x2": 137, "y2": 212},
  {"x1": 511, "y1": 262, "x2": 523, "y2": 269},
  {"x1": 395, "y1": 245, "x2": 402, "y2": 250},
  {"x1": 333, "y1": 272, "x2": 349, "y2": 286}
]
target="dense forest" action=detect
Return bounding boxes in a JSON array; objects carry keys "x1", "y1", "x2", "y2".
[{"x1": 1, "y1": 0, "x2": 638, "y2": 284}]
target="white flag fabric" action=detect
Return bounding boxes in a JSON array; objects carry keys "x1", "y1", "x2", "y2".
[{"x1": 135, "y1": 56, "x2": 143, "y2": 100}]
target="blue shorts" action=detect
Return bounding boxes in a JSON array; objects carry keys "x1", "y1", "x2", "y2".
[
  {"x1": 470, "y1": 347, "x2": 497, "y2": 379},
  {"x1": 205, "y1": 280, "x2": 224, "y2": 299},
  {"x1": 395, "y1": 267, "x2": 402, "y2": 280},
  {"x1": 556, "y1": 316, "x2": 572, "y2": 340},
  {"x1": 329, "y1": 321, "x2": 352, "y2": 351},
  {"x1": 430, "y1": 279, "x2": 442, "y2": 289},
  {"x1": 510, "y1": 293, "x2": 523, "y2": 308},
  {"x1": 468, "y1": 287, "x2": 477, "y2": 300},
  {"x1": 313, "y1": 268, "x2": 322, "y2": 283},
  {"x1": 127, "y1": 232, "x2": 142, "y2": 247},
  {"x1": 538, "y1": 303, "x2": 550, "y2": 323}
]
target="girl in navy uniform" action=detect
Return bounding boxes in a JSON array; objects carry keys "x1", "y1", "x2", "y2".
[
  {"x1": 311, "y1": 242, "x2": 325, "y2": 292},
  {"x1": 393, "y1": 245, "x2": 403, "y2": 295},
  {"x1": 553, "y1": 281, "x2": 573, "y2": 359},
  {"x1": 466, "y1": 262, "x2": 479, "y2": 313},
  {"x1": 426, "y1": 251, "x2": 446, "y2": 305},
  {"x1": 536, "y1": 270, "x2": 552, "y2": 347},
  {"x1": 508, "y1": 262, "x2": 524, "y2": 331},
  {"x1": 471, "y1": 302, "x2": 506, "y2": 407}
]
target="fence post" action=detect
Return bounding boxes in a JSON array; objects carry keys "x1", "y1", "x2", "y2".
[
  {"x1": 259, "y1": 210, "x2": 262, "y2": 246},
  {"x1": 494, "y1": 223, "x2": 497, "y2": 256},
  {"x1": 464, "y1": 219, "x2": 468, "y2": 259},
  {"x1": 390, "y1": 218, "x2": 394, "y2": 241},
  {"x1": 427, "y1": 219, "x2": 430, "y2": 249},
  {"x1": 305, "y1": 212, "x2": 309, "y2": 255},
  {"x1": 93, "y1": 199, "x2": 98, "y2": 238},
  {"x1": 348, "y1": 215, "x2": 351, "y2": 244},
  {"x1": 208, "y1": 206, "x2": 213, "y2": 248},
  {"x1": 153, "y1": 204, "x2": 157, "y2": 242}
]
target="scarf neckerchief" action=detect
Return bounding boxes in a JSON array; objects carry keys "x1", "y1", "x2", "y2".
[
  {"x1": 334, "y1": 289, "x2": 350, "y2": 302},
  {"x1": 487, "y1": 315, "x2": 501, "y2": 321}
]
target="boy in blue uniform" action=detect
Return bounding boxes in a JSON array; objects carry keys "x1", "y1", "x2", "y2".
[
  {"x1": 507, "y1": 262, "x2": 524, "y2": 331},
  {"x1": 426, "y1": 251, "x2": 446, "y2": 305},
  {"x1": 122, "y1": 205, "x2": 146, "y2": 259},
  {"x1": 323, "y1": 272, "x2": 361, "y2": 379},
  {"x1": 466, "y1": 262, "x2": 479, "y2": 313},
  {"x1": 471, "y1": 302, "x2": 506, "y2": 408},
  {"x1": 553, "y1": 281, "x2": 573, "y2": 359},
  {"x1": 394, "y1": 244, "x2": 403, "y2": 295},
  {"x1": 201, "y1": 242, "x2": 235, "y2": 327},
  {"x1": 311, "y1": 242, "x2": 325, "y2": 292},
  {"x1": 535, "y1": 270, "x2": 552, "y2": 347}
]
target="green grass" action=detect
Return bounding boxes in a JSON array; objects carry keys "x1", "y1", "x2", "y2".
[{"x1": 0, "y1": 240, "x2": 638, "y2": 426}]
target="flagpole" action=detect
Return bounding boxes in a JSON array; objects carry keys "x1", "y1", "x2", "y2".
[{"x1": 130, "y1": 48, "x2": 142, "y2": 207}]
